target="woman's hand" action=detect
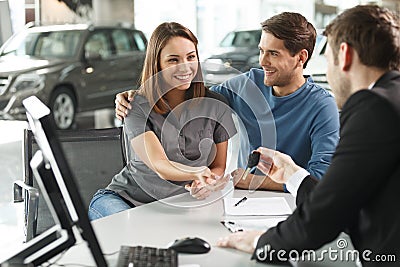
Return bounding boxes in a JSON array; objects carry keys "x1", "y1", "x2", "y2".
[
  {"x1": 185, "y1": 180, "x2": 212, "y2": 199},
  {"x1": 185, "y1": 173, "x2": 230, "y2": 199},
  {"x1": 193, "y1": 167, "x2": 214, "y2": 186}
]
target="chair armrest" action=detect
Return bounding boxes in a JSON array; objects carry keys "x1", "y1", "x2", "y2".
[
  {"x1": 13, "y1": 180, "x2": 40, "y2": 241},
  {"x1": 13, "y1": 180, "x2": 39, "y2": 203}
]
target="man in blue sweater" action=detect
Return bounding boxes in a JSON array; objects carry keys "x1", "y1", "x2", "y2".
[{"x1": 115, "y1": 12, "x2": 339, "y2": 192}]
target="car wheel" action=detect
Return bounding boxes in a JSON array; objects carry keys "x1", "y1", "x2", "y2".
[{"x1": 49, "y1": 87, "x2": 76, "y2": 130}]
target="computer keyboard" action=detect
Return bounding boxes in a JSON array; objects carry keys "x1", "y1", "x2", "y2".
[{"x1": 116, "y1": 245, "x2": 178, "y2": 267}]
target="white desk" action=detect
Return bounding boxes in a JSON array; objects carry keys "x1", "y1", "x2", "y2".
[{"x1": 57, "y1": 187, "x2": 358, "y2": 267}]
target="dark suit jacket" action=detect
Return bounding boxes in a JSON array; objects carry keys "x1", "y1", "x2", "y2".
[{"x1": 252, "y1": 71, "x2": 400, "y2": 266}]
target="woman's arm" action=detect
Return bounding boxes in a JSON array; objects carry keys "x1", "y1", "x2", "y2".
[
  {"x1": 209, "y1": 141, "x2": 228, "y2": 177},
  {"x1": 131, "y1": 131, "x2": 214, "y2": 182},
  {"x1": 186, "y1": 140, "x2": 230, "y2": 199}
]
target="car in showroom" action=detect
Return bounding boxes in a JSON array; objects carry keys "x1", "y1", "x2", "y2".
[
  {"x1": 202, "y1": 29, "x2": 330, "y2": 93},
  {"x1": 303, "y1": 34, "x2": 329, "y2": 91},
  {"x1": 0, "y1": 23, "x2": 147, "y2": 129},
  {"x1": 202, "y1": 29, "x2": 261, "y2": 86}
]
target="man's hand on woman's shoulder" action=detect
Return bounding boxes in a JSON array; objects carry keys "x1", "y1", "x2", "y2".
[{"x1": 115, "y1": 90, "x2": 136, "y2": 120}]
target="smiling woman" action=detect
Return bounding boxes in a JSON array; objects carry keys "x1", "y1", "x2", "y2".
[{"x1": 159, "y1": 37, "x2": 198, "y2": 94}]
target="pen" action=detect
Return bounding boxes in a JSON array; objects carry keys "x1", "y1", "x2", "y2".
[
  {"x1": 234, "y1": 196, "x2": 247, "y2": 207},
  {"x1": 220, "y1": 221, "x2": 244, "y2": 233},
  {"x1": 240, "y1": 151, "x2": 261, "y2": 181}
]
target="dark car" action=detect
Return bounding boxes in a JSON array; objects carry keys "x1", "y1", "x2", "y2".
[
  {"x1": 0, "y1": 24, "x2": 147, "y2": 129},
  {"x1": 202, "y1": 29, "x2": 261, "y2": 85}
]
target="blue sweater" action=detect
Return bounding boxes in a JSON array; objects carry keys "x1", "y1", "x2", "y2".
[{"x1": 211, "y1": 68, "x2": 339, "y2": 179}]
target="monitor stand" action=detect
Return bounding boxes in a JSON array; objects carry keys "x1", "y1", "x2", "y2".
[{"x1": 4, "y1": 225, "x2": 75, "y2": 266}]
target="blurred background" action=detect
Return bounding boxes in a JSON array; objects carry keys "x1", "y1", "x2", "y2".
[
  {"x1": 0, "y1": 0, "x2": 399, "y2": 260},
  {"x1": 2, "y1": 0, "x2": 399, "y2": 58}
]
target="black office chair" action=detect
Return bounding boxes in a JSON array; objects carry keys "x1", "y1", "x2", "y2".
[{"x1": 13, "y1": 127, "x2": 127, "y2": 241}]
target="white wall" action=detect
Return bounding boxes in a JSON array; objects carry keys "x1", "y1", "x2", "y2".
[
  {"x1": 0, "y1": 0, "x2": 13, "y2": 45},
  {"x1": 41, "y1": 0, "x2": 134, "y2": 25},
  {"x1": 40, "y1": 0, "x2": 91, "y2": 24},
  {"x1": 133, "y1": 0, "x2": 319, "y2": 59},
  {"x1": 92, "y1": 0, "x2": 134, "y2": 25},
  {"x1": 1, "y1": 0, "x2": 26, "y2": 45},
  {"x1": 134, "y1": 0, "x2": 196, "y2": 40}
]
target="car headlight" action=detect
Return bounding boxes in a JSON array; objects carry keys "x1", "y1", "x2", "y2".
[
  {"x1": 10, "y1": 73, "x2": 45, "y2": 93},
  {"x1": 203, "y1": 58, "x2": 226, "y2": 72}
]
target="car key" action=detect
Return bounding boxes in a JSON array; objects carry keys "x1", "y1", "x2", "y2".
[{"x1": 240, "y1": 151, "x2": 261, "y2": 181}]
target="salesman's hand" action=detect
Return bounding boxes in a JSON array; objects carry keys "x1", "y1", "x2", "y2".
[
  {"x1": 217, "y1": 231, "x2": 264, "y2": 254},
  {"x1": 115, "y1": 90, "x2": 136, "y2": 121},
  {"x1": 256, "y1": 147, "x2": 302, "y2": 184}
]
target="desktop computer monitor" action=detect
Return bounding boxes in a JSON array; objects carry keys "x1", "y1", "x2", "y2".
[{"x1": 1, "y1": 96, "x2": 108, "y2": 266}]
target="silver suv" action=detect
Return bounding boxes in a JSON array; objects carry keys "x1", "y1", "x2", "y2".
[{"x1": 0, "y1": 24, "x2": 147, "y2": 129}]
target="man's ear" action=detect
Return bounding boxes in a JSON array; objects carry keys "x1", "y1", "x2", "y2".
[
  {"x1": 339, "y1": 42, "x2": 353, "y2": 71},
  {"x1": 298, "y1": 49, "x2": 309, "y2": 66}
]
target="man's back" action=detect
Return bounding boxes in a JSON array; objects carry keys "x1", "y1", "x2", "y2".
[
  {"x1": 345, "y1": 71, "x2": 400, "y2": 261},
  {"x1": 251, "y1": 71, "x2": 400, "y2": 265},
  {"x1": 293, "y1": 71, "x2": 400, "y2": 264},
  {"x1": 372, "y1": 71, "x2": 400, "y2": 115}
]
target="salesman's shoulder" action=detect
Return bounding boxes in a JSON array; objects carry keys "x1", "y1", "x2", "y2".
[
  {"x1": 372, "y1": 71, "x2": 400, "y2": 116},
  {"x1": 344, "y1": 89, "x2": 400, "y2": 124},
  {"x1": 343, "y1": 71, "x2": 400, "y2": 119}
]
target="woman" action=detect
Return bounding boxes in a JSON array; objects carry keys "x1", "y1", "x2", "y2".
[{"x1": 88, "y1": 22, "x2": 236, "y2": 220}]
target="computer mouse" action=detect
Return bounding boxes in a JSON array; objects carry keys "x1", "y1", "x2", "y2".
[{"x1": 168, "y1": 237, "x2": 211, "y2": 254}]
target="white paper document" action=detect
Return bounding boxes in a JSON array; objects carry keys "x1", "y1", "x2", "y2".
[
  {"x1": 221, "y1": 217, "x2": 287, "y2": 232},
  {"x1": 223, "y1": 197, "x2": 292, "y2": 216}
]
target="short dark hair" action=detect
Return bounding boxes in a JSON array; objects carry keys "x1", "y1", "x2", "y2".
[
  {"x1": 261, "y1": 12, "x2": 316, "y2": 69},
  {"x1": 324, "y1": 5, "x2": 400, "y2": 70}
]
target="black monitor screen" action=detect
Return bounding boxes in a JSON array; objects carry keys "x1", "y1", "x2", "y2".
[{"x1": 1, "y1": 96, "x2": 108, "y2": 266}]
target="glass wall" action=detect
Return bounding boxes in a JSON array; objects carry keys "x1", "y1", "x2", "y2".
[{"x1": 133, "y1": 0, "x2": 379, "y2": 59}]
